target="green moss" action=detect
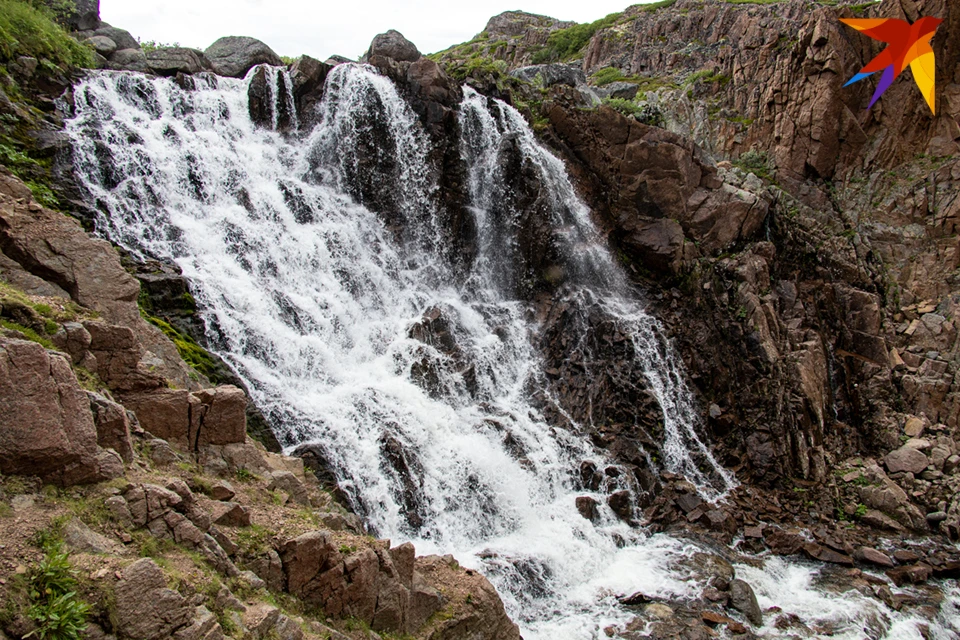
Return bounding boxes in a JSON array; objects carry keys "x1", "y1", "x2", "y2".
[
  {"x1": 0, "y1": 318, "x2": 55, "y2": 348},
  {"x1": 141, "y1": 313, "x2": 217, "y2": 379},
  {"x1": 0, "y1": 0, "x2": 93, "y2": 68}
]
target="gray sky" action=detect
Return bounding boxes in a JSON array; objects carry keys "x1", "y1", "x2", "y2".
[{"x1": 99, "y1": 1, "x2": 650, "y2": 60}]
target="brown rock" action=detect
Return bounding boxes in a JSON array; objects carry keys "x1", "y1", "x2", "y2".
[
  {"x1": 728, "y1": 579, "x2": 763, "y2": 626},
  {"x1": 854, "y1": 547, "x2": 894, "y2": 568},
  {"x1": 124, "y1": 389, "x2": 191, "y2": 446},
  {"x1": 803, "y1": 543, "x2": 854, "y2": 566},
  {"x1": 192, "y1": 386, "x2": 247, "y2": 446},
  {"x1": 885, "y1": 446, "x2": 930, "y2": 475},
  {"x1": 702, "y1": 611, "x2": 735, "y2": 626},
  {"x1": 113, "y1": 559, "x2": 195, "y2": 640},
  {"x1": 87, "y1": 391, "x2": 135, "y2": 462},
  {"x1": 280, "y1": 531, "x2": 343, "y2": 609},
  {"x1": 210, "y1": 502, "x2": 250, "y2": 527},
  {"x1": 0, "y1": 337, "x2": 101, "y2": 485},
  {"x1": 209, "y1": 480, "x2": 236, "y2": 501},
  {"x1": 886, "y1": 564, "x2": 933, "y2": 587},
  {"x1": 893, "y1": 550, "x2": 922, "y2": 564},
  {"x1": 765, "y1": 528, "x2": 804, "y2": 555},
  {"x1": 575, "y1": 496, "x2": 600, "y2": 521}
]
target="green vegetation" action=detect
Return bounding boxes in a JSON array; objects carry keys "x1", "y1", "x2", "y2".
[
  {"x1": 443, "y1": 54, "x2": 508, "y2": 83},
  {"x1": 22, "y1": 531, "x2": 90, "y2": 640},
  {"x1": 0, "y1": 318, "x2": 56, "y2": 348},
  {"x1": 0, "y1": 0, "x2": 93, "y2": 67},
  {"x1": 642, "y1": 0, "x2": 679, "y2": 11},
  {"x1": 532, "y1": 12, "x2": 623, "y2": 63},
  {"x1": 685, "y1": 69, "x2": 731, "y2": 87},
  {"x1": 141, "y1": 313, "x2": 218, "y2": 379},
  {"x1": 138, "y1": 39, "x2": 180, "y2": 53},
  {"x1": 734, "y1": 149, "x2": 773, "y2": 181},
  {"x1": 725, "y1": 0, "x2": 783, "y2": 4}
]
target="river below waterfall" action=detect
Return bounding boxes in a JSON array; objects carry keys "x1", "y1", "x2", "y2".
[{"x1": 64, "y1": 64, "x2": 960, "y2": 639}]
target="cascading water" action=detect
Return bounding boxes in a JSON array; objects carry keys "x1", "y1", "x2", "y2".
[{"x1": 65, "y1": 64, "x2": 959, "y2": 639}]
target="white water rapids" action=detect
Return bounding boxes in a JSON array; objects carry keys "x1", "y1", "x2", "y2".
[{"x1": 64, "y1": 64, "x2": 959, "y2": 639}]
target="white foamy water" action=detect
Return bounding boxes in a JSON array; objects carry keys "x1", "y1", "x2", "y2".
[{"x1": 64, "y1": 63, "x2": 956, "y2": 638}]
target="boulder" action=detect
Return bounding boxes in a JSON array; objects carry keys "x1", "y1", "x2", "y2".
[
  {"x1": 0, "y1": 337, "x2": 101, "y2": 485},
  {"x1": 146, "y1": 48, "x2": 211, "y2": 77},
  {"x1": 366, "y1": 30, "x2": 420, "y2": 63},
  {"x1": 87, "y1": 391, "x2": 135, "y2": 462},
  {"x1": 193, "y1": 386, "x2": 248, "y2": 446},
  {"x1": 113, "y1": 558, "x2": 208, "y2": 640},
  {"x1": 124, "y1": 388, "x2": 192, "y2": 446},
  {"x1": 728, "y1": 579, "x2": 762, "y2": 626},
  {"x1": 854, "y1": 547, "x2": 894, "y2": 568},
  {"x1": 86, "y1": 35, "x2": 116, "y2": 56},
  {"x1": 885, "y1": 446, "x2": 930, "y2": 474},
  {"x1": 107, "y1": 48, "x2": 148, "y2": 72},
  {"x1": 205, "y1": 36, "x2": 282, "y2": 78},
  {"x1": 210, "y1": 502, "x2": 251, "y2": 527},
  {"x1": 886, "y1": 564, "x2": 933, "y2": 587},
  {"x1": 575, "y1": 496, "x2": 600, "y2": 521},
  {"x1": 64, "y1": 0, "x2": 100, "y2": 31},
  {"x1": 267, "y1": 471, "x2": 310, "y2": 505},
  {"x1": 510, "y1": 63, "x2": 586, "y2": 88},
  {"x1": 280, "y1": 531, "x2": 343, "y2": 608}
]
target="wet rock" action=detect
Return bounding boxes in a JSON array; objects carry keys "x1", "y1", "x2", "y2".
[
  {"x1": 205, "y1": 36, "x2": 282, "y2": 78},
  {"x1": 803, "y1": 542, "x2": 854, "y2": 566},
  {"x1": 893, "y1": 550, "x2": 921, "y2": 564},
  {"x1": 728, "y1": 579, "x2": 762, "y2": 626},
  {"x1": 86, "y1": 35, "x2": 116, "y2": 56},
  {"x1": 764, "y1": 528, "x2": 805, "y2": 555},
  {"x1": 575, "y1": 496, "x2": 600, "y2": 521},
  {"x1": 607, "y1": 490, "x2": 633, "y2": 521},
  {"x1": 365, "y1": 30, "x2": 421, "y2": 62},
  {"x1": 854, "y1": 547, "x2": 894, "y2": 568},
  {"x1": 886, "y1": 564, "x2": 933, "y2": 587}
]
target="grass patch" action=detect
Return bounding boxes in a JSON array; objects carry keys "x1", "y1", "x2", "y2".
[
  {"x1": 685, "y1": 69, "x2": 731, "y2": 87},
  {"x1": 642, "y1": 0, "x2": 679, "y2": 10},
  {"x1": 0, "y1": 318, "x2": 56, "y2": 349},
  {"x1": 532, "y1": 12, "x2": 623, "y2": 63},
  {"x1": 0, "y1": 0, "x2": 93, "y2": 68}
]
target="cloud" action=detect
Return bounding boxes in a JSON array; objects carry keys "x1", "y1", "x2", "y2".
[{"x1": 99, "y1": 0, "x2": 650, "y2": 60}]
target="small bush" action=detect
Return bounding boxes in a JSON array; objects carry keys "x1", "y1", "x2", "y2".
[
  {"x1": 24, "y1": 541, "x2": 89, "y2": 640},
  {"x1": 734, "y1": 149, "x2": 773, "y2": 181},
  {"x1": 0, "y1": 0, "x2": 93, "y2": 67}
]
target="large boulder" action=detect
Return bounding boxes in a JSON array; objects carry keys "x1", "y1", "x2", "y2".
[
  {"x1": 146, "y1": 48, "x2": 211, "y2": 77},
  {"x1": 0, "y1": 337, "x2": 101, "y2": 485},
  {"x1": 205, "y1": 36, "x2": 282, "y2": 78},
  {"x1": 510, "y1": 63, "x2": 585, "y2": 88},
  {"x1": 113, "y1": 558, "x2": 215, "y2": 640},
  {"x1": 58, "y1": 0, "x2": 100, "y2": 31},
  {"x1": 365, "y1": 30, "x2": 420, "y2": 63},
  {"x1": 123, "y1": 385, "x2": 247, "y2": 450},
  {"x1": 87, "y1": 391, "x2": 135, "y2": 462}
]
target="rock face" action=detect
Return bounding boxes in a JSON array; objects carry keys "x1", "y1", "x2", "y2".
[
  {"x1": 145, "y1": 48, "x2": 212, "y2": 77},
  {"x1": 123, "y1": 385, "x2": 247, "y2": 451},
  {"x1": 546, "y1": 100, "x2": 769, "y2": 274},
  {"x1": 365, "y1": 30, "x2": 421, "y2": 63},
  {"x1": 204, "y1": 36, "x2": 282, "y2": 78},
  {"x1": 0, "y1": 168, "x2": 196, "y2": 391},
  {"x1": 0, "y1": 337, "x2": 101, "y2": 485}
]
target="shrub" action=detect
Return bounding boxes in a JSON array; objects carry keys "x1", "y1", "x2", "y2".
[
  {"x1": 734, "y1": 149, "x2": 773, "y2": 181},
  {"x1": 24, "y1": 541, "x2": 89, "y2": 640},
  {"x1": 0, "y1": 0, "x2": 93, "y2": 67}
]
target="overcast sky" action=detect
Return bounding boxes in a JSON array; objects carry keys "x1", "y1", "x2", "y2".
[{"x1": 100, "y1": 1, "x2": 650, "y2": 61}]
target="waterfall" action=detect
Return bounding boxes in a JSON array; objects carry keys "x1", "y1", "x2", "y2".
[{"x1": 64, "y1": 64, "x2": 958, "y2": 640}]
